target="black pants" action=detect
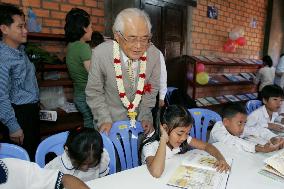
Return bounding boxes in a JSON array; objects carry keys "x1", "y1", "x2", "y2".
[{"x1": 0, "y1": 103, "x2": 40, "y2": 161}]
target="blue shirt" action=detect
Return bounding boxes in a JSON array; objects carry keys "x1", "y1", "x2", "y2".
[{"x1": 0, "y1": 41, "x2": 39, "y2": 134}]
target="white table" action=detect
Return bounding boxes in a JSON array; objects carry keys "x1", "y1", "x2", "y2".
[{"x1": 86, "y1": 143, "x2": 284, "y2": 189}]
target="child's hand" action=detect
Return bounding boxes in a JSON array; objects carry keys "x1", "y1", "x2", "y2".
[
  {"x1": 271, "y1": 137, "x2": 284, "y2": 149},
  {"x1": 160, "y1": 125, "x2": 169, "y2": 143},
  {"x1": 213, "y1": 159, "x2": 230, "y2": 173},
  {"x1": 268, "y1": 123, "x2": 284, "y2": 132},
  {"x1": 256, "y1": 142, "x2": 280, "y2": 153}
]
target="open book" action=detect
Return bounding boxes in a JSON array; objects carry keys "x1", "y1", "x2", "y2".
[
  {"x1": 167, "y1": 153, "x2": 232, "y2": 189},
  {"x1": 260, "y1": 150, "x2": 284, "y2": 181}
]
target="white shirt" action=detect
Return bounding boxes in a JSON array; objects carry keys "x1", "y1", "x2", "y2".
[
  {"x1": 245, "y1": 105, "x2": 278, "y2": 140},
  {"x1": 254, "y1": 66, "x2": 275, "y2": 91},
  {"x1": 141, "y1": 137, "x2": 192, "y2": 164},
  {"x1": 209, "y1": 121, "x2": 256, "y2": 153},
  {"x1": 121, "y1": 50, "x2": 167, "y2": 100},
  {"x1": 0, "y1": 158, "x2": 63, "y2": 189},
  {"x1": 45, "y1": 149, "x2": 110, "y2": 182},
  {"x1": 275, "y1": 56, "x2": 284, "y2": 88}
]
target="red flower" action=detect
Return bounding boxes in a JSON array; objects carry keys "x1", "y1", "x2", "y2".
[
  {"x1": 114, "y1": 58, "x2": 121, "y2": 64},
  {"x1": 139, "y1": 56, "x2": 146, "y2": 61},
  {"x1": 128, "y1": 103, "x2": 134, "y2": 110},
  {"x1": 139, "y1": 73, "x2": 146, "y2": 78},
  {"x1": 136, "y1": 90, "x2": 143, "y2": 95},
  {"x1": 119, "y1": 93, "x2": 126, "y2": 98},
  {"x1": 143, "y1": 83, "x2": 152, "y2": 93},
  {"x1": 116, "y1": 75, "x2": 122, "y2": 79}
]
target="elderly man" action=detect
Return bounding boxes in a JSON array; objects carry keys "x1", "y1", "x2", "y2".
[{"x1": 86, "y1": 8, "x2": 160, "y2": 134}]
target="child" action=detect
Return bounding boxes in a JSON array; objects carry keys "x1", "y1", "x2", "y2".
[
  {"x1": 64, "y1": 8, "x2": 94, "y2": 128},
  {"x1": 254, "y1": 55, "x2": 275, "y2": 92},
  {"x1": 45, "y1": 127, "x2": 110, "y2": 182},
  {"x1": 0, "y1": 158, "x2": 90, "y2": 189},
  {"x1": 246, "y1": 84, "x2": 284, "y2": 133},
  {"x1": 140, "y1": 105, "x2": 230, "y2": 178},
  {"x1": 209, "y1": 103, "x2": 284, "y2": 153}
]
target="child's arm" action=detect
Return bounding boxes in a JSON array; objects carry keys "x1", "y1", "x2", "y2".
[
  {"x1": 270, "y1": 137, "x2": 284, "y2": 149},
  {"x1": 145, "y1": 125, "x2": 169, "y2": 178},
  {"x1": 62, "y1": 174, "x2": 90, "y2": 189},
  {"x1": 189, "y1": 138, "x2": 230, "y2": 173},
  {"x1": 268, "y1": 123, "x2": 284, "y2": 132}
]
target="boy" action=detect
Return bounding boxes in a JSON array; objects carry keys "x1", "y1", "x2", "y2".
[
  {"x1": 0, "y1": 3, "x2": 40, "y2": 160},
  {"x1": 246, "y1": 84, "x2": 284, "y2": 134},
  {"x1": 209, "y1": 103, "x2": 284, "y2": 153},
  {"x1": 0, "y1": 158, "x2": 90, "y2": 189}
]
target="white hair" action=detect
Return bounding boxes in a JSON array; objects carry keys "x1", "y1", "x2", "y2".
[{"x1": 113, "y1": 8, "x2": 152, "y2": 34}]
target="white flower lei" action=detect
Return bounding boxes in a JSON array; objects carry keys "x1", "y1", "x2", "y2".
[{"x1": 113, "y1": 41, "x2": 147, "y2": 128}]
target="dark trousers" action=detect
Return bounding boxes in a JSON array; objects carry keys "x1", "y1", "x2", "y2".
[{"x1": 0, "y1": 103, "x2": 40, "y2": 161}]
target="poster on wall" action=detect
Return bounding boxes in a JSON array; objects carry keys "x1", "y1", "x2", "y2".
[{"x1": 207, "y1": 6, "x2": 218, "y2": 19}]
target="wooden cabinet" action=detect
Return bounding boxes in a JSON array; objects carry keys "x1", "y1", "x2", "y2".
[
  {"x1": 167, "y1": 55, "x2": 262, "y2": 107},
  {"x1": 28, "y1": 33, "x2": 83, "y2": 137}
]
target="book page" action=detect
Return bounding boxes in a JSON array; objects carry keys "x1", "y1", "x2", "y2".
[{"x1": 264, "y1": 150, "x2": 284, "y2": 175}]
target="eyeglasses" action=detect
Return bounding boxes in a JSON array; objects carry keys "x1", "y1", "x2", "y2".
[{"x1": 118, "y1": 31, "x2": 151, "y2": 46}]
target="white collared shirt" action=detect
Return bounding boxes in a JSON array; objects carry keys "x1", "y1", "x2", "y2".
[
  {"x1": 245, "y1": 105, "x2": 277, "y2": 140},
  {"x1": 45, "y1": 149, "x2": 110, "y2": 182},
  {"x1": 209, "y1": 121, "x2": 256, "y2": 153},
  {"x1": 141, "y1": 137, "x2": 192, "y2": 164},
  {"x1": 121, "y1": 50, "x2": 167, "y2": 100},
  {"x1": 1, "y1": 158, "x2": 63, "y2": 189},
  {"x1": 254, "y1": 66, "x2": 275, "y2": 91}
]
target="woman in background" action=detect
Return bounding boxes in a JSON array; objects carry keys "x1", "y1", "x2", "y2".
[{"x1": 64, "y1": 8, "x2": 94, "y2": 128}]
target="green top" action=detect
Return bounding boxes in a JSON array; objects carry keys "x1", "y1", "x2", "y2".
[{"x1": 66, "y1": 41, "x2": 91, "y2": 96}]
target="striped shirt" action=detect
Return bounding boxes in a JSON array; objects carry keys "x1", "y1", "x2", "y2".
[{"x1": 0, "y1": 41, "x2": 39, "y2": 134}]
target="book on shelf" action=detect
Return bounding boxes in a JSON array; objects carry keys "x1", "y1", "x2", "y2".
[
  {"x1": 196, "y1": 100, "x2": 204, "y2": 107},
  {"x1": 209, "y1": 75, "x2": 228, "y2": 83},
  {"x1": 39, "y1": 110, "x2": 57, "y2": 121},
  {"x1": 252, "y1": 59, "x2": 263, "y2": 65},
  {"x1": 242, "y1": 59, "x2": 256, "y2": 64},
  {"x1": 205, "y1": 97, "x2": 220, "y2": 105},
  {"x1": 215, "y1": 96, "x2": 229, "y2": 104},
  {"x1": 259, "y1": 150, "x2": 284, "y2": 181},
  {"x1": 223, "y1": 74, "x2": 239, "y2": 82},
  {"x1": 218, "y1": 57, "x2": 236, "y2": 63},
  {"x1": 248, "y1": 73, "x2": 256, "y2": 80},
  {"x1": 224, "y1": 95, "x2": 240, "y2": 102},
  {"x1": 206, "y1": 56, "x2": 222, "y2": 63},
  {"x1": 236, "y1": 94, "x2": 249, "y2": 101},
  {"x1": 167, "y1": 152, "x2": 232, "y2": 189},
  {"x1": 245, "y1": 93, "x2": 257, "y2": 100},
  {"x1": 231, "y1": 58, "x2": 246, "y2": 64},
  {"x1": 195, "y1": 56, "x2": 211, "y2": 62},
  {"x1": 234, "y1": 75, "x2": 248, "y2": 81},
  {"x1": 197, "y1": 98, "x2": 212, "y2": 106},
  {"x1": 240, "y1": 73, "x2": 253, "y2": 81}
]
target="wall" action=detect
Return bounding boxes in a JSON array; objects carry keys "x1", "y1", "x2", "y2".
[
  {"x1": 0, "y1": 0, "x2": 105, "y2": 34},
  {"x1": 188, "y1": 0, "x2": 268, "y2": 59}
]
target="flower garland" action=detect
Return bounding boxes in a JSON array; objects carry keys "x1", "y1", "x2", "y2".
[{"x1": 113, "y1": 41, "x2": 147, "y2": 128}]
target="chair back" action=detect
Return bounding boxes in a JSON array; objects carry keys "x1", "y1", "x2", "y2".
[
  {"x1": 165, "y1": 87, "x2": 177, "y2": 105},
  {"x1": 101, "y1": 133, "x2": 116, "y2": 174},
  {"x1": 108, "y1": 120, "x2": 144, "y2": 171},
  {"x1": 188, "y1": 108, "x2": 221, "y2": 142},
  {"x1": 35, "y1": 131, "x2": 68, "y2": 167},
  {"x1": 246, "y1": 100, "x2": 262, "y2": 114},
  {"x1": 0, "y1": 143, "x2": 30, "y2": 161}
]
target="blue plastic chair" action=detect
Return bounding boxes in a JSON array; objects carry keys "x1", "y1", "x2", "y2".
[
  {"x1": 188, "y1": 108, "x2": 222, "y2": 142},
  {"x1": 101, "y1": 133, "x2": 116, "y2": 174},
  {"x1": 165, "y1": 87, "x2": 178, "y2": 105},
  {"x1": 246, "y1": 100, "x2": 262, "y2": 114},
  {"x1": 108, "y1": 120, "x2": 144, "y2": 171},
  {"x1": 0, "y1": 143, "x2": 30, "y2": 161},
  {"x1": 35, "y1": 131, "x2": 68, "y2": 167}
]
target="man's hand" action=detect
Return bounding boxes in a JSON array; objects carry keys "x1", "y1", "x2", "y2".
[
  {"x1": 10, "y1": 129, "x2": 24, "y2": 145},
  {"x1": 159, "y1": 99, "x2": 165, "y2": 107},
  {"x1": 99, "y1": 122, "x2": 112, "y2": 135},
  {"x1": 270, "y1": 137, "x2": 284, "y2": 149},
  {"x1": 142, "y1": 120, "x2": 154, "y2": 135}
]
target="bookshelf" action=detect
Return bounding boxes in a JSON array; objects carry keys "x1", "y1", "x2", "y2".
[
  {"x1": 28, "y1": 33, "x2": 82, "y2": 137},
  {"x1": 167, "y1": 55, "x2": 262, "y2": 108}
]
